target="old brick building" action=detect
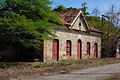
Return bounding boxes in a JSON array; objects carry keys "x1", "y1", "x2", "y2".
[{"x1": 43, "y1": 9, "x2": 102, "y2": 62}]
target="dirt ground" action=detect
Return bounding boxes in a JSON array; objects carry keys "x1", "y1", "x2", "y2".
[
  {"x1": 30, "y1": 63, "x2": 120, "y2": 80},
  {"x1": 104, "y1": 73, "x2": 120, "y2": 80},
  {"x1": 0, "y1": 58, "x2": 120, "y2": 80}
]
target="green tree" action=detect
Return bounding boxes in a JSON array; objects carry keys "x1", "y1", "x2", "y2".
[
  {"x1": 0, "y1": 0, "x2": 63, "y2": 48},
  {"x1": 81, "y1": 2, "x2": 89, "y2": 16},
  {"x1": 66, "y1": 7, "x2": 77, "y2": 12},
  {"x1": 53, "y1": 5, "x2": 66, "y2": 12},
  {"x1": 53, "y1": 5, "x2": 77, "y2": 13}
]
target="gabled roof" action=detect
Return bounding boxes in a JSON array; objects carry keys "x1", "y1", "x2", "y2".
[{"x1": 59, "y1": 9, "x2": 102, "y2": 33}]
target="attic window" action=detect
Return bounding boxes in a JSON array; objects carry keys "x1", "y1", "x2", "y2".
[
  {"x1": 79, "y1": 23, "x2": 81, "y2": 27},
  {"x1": 79, "y1": 23, "x2": 81, "y2": 30}
]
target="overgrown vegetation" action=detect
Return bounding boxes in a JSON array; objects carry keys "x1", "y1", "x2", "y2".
[
  {"x1": 0, "y1": 0, "x2": 63, "y2": 48},
  {"x1": 53, "y1": 2, "x2": 90, "y2": 16},
  {"x1": 86, "y1": 13, "x2": 120, "y2": 57},
  {"x1": 53, "y1": 5, "x2": 77, "y2": 13}
]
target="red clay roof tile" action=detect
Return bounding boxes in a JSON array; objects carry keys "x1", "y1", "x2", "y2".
[
  {"x1": 59, "y1": 9, "x2": 81, "y2": 26},
  {"x1": 89, "y1": 25, "x2": 102, "y2": 33}
]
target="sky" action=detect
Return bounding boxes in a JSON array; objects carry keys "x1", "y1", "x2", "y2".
[{"x1": 50, "y1": 0, "x2": 120, "y2": 16}]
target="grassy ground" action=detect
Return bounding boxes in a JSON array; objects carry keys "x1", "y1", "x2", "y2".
[{"x1": 0, "y1": 58, "x2": 120, "y2": 80}]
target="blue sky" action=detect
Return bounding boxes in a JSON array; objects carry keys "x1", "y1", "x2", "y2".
[{"x1": 50, "y1": 0, "x2": 120, "y2": 16}]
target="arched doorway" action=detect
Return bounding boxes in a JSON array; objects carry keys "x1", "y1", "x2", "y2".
[
  {"x1": 87, "y1": 42, "x2": 90, "y2": 55},
  {"x1": 77, "y1": 40, "x2": 82, "y2": 59}
]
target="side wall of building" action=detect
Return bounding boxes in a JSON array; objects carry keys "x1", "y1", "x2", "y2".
[{"x1": 43, "y1": 30, "x2": 101, "y2": 62}]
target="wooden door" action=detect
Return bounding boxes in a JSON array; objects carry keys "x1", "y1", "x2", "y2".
[
  {"x1": 87, "y1": 42, "x2": 90, "y2": 55},
  {"x1": 77, "y1": 40, "x2": 82, "y2": 59},
  {"x1": 66, "y1": 41, "x2": 71, "y2": 56},
  {"x1": 94, "y1": 43, "x2": 98, "y2": 57},
  {"x1": 52, "y1": 40, "x2": 59, "y2": 60}
]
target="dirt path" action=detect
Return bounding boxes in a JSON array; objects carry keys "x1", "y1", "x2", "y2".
[{"x1": 29, "y1": 63, "x2": 120, "y2": 80}]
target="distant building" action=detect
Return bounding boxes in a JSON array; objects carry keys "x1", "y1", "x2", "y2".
[{"x1": 116, "y1": 39, "x2": 120, "y2": 58}]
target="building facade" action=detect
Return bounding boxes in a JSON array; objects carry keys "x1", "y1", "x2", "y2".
[{"x1": 43, "y1": 9, "x2": 102, "y2": 62}]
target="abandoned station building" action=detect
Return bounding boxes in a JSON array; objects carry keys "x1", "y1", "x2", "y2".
[{"x1": 43, "y1": 9, "x2": 102, "y2": 62}]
